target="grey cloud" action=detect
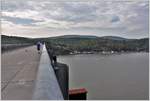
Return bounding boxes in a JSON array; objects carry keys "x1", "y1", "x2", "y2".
[
  {"x1": 42, "y1": 2, "x2": 98, "y2": 23},
  {"x1": 62, "y1": 2, "x2": 97, "y2": 14},
  {"x1": 111, "y1": 16, "x2": 120, "y2": 23},
  {"x1": 2, "y1": 1, "x2": 34, "y2": 11},
  {"x1": 2, "y1": 16, "x2": 41, "y2": 26},
  {"x1": 2, "y1": 0, "x2": 149, "y2": 38}
]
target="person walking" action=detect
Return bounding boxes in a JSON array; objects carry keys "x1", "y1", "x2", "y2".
[{"x1": 37, "y1": 41, "x2": 41, "y2": 54}]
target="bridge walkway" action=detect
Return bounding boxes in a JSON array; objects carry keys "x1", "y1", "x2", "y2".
[{"x1": 1, "y1": 45, "x2": 41, "y2": 100}]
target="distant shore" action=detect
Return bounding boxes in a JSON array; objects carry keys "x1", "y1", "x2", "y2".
[{"x1": 58, "y1": 51, "x2": 149, "y2": 56}]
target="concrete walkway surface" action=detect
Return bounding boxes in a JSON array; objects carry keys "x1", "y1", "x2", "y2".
[{"x1": 1, "y1": 45, "x2": 41, "y2": 100}]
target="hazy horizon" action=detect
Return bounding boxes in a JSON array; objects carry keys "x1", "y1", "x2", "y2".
[
  {"x1": 1, "y1": 34, "x2": 149, "y2": 39},
  {"x1": 2, "y1": 0, "x2": 149, "y2": 38}
]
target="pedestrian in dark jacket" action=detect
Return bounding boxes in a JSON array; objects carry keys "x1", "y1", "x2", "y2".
[{"x1": 37, "y1": 41, "x2": 41, "y2": 54}]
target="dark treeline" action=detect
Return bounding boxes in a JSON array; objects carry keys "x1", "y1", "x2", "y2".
[
  {"x1": 1, "y1": 35, "x2": 35, "y2": 44},
  {"x1": 44, "y1": 35, "x2": 149, "y2": 55},
  {"x1": 1, "y1": 35, "x2": 149, "y2": 55}
]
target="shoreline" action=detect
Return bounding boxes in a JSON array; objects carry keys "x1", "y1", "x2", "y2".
[{"x1": 58, "y1": 51, "x2": 149, "y2": 56}]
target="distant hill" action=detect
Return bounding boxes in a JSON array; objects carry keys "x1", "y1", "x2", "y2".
[
  {"x1": 1, "y1": 35, "x2": 35, "y2": 44},
  {"x1": 1, "y1": 35, "x2": 37, "y2": 52},
  {"x1": 1, "y1": 35, "x2": 149, "y2": 55},
  {"x1": 44, "y1": 35, "x2": 149, "y2": 55},
  {"x1": 48, "y1": 35, "x2": 128, "y2": 40},
  {"x1": 49, "y1": 35, "x2": 99, "y2": 39},
  {"x1": 100, "y1": 36, "x2": 127, "y2": 40}
]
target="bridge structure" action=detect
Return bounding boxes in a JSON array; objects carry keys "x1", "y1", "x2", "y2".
[
  {"x1": 1, "y1": 44, "x2": 69, "y2": 100},
  {"x1": 1, "y1": 43, "x2": 87, "y2": 100}
]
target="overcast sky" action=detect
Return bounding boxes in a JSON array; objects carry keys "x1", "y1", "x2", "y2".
[{"x1": 1, "y1": 0, "x2": 149, "y2": 38}]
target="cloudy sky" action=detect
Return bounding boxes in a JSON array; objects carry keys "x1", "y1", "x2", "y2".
[{"x1": 1, "y1": 0, "x2": 149, "y2": 38}]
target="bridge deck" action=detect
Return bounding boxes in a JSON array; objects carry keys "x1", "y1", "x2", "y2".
[{"x1": 1, "y1": 45, "x2": 41, "y2": 100}]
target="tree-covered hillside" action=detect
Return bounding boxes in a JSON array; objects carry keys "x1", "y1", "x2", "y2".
[
  {"x1": 1, "y1": 35, "x2": 35, "y2": 44},
  {"x1": 44, "y1": 35, "x2": 149, "y2": 55},
  {"x1": 1, "y1": 35, "x2": 149, "y2": 55}
]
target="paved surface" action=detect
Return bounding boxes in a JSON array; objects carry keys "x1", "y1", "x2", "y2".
[{"x1": 1, "y1": 45, "x2": 41, "y2": 100}]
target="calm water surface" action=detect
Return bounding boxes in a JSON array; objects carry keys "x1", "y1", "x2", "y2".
[{"x1": 58, "y1": 53, "x2": 149, "y2": 100}]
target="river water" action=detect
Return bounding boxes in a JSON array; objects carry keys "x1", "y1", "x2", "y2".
[{"x1": 58, "y1": 53, "x2": 149, "y2": 100}]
